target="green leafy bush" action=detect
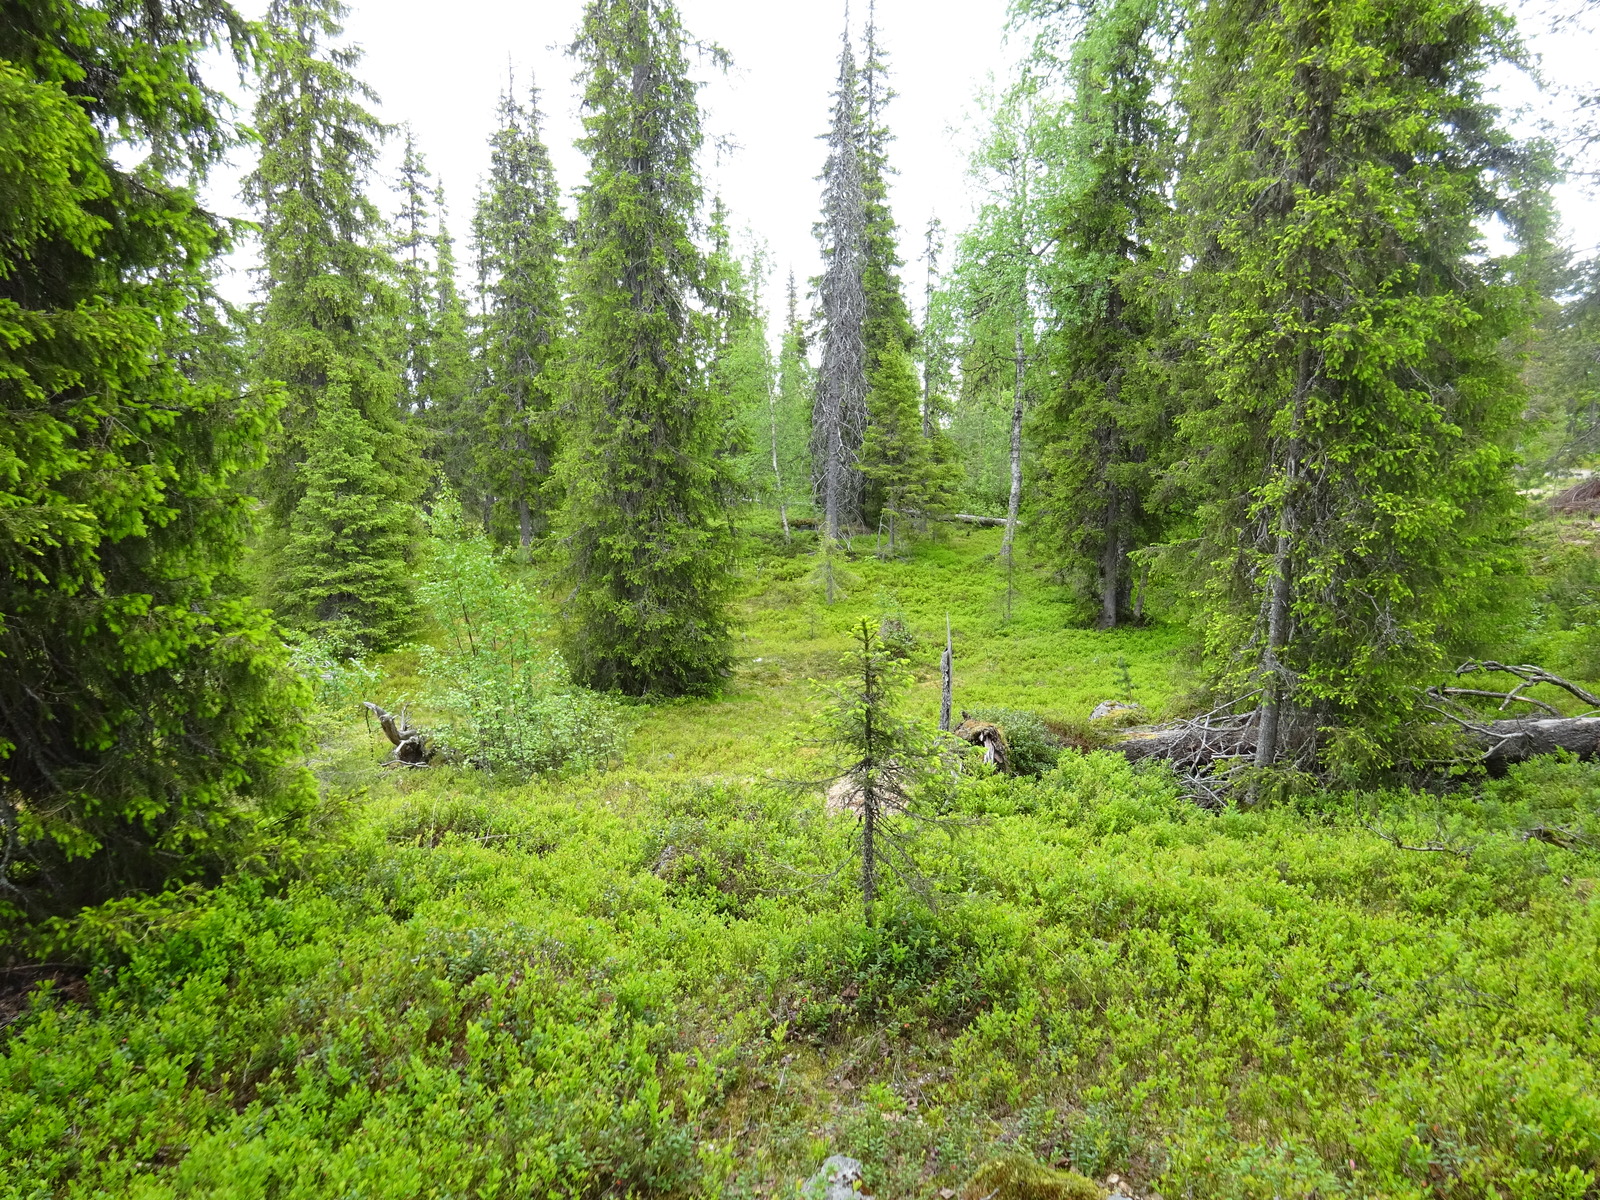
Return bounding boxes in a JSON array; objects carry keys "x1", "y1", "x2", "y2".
[
  {"x1": 415, "y1": 502, "x2": 622, "y2": 777},
  {"x1": 288, "y1": 629, "x2": 382, "y2": 733},
  {"x1": 966, "y1": 706, "x2": 1064, "y2": 776}
]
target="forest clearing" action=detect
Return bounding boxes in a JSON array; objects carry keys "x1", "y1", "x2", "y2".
[
  {"x1": 5, "y1": 524, "x2": 1600, "y2": 1198},
  {"x1": 6, "y1": 0, "x2": 1600, "y2": 1196}
]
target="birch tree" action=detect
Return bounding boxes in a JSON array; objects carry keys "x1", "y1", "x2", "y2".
[{"x1": 956, "y1": 81, "x2": 1060, "y2": 567}]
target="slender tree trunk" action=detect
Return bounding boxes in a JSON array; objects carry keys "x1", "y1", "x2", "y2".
[
  {"x1": 939, "y1": 614, "x2": 953, "y2": 733},
  {"x1": 861, "y1": 658, "x2": 877, "y2": 926},
  {"x1": 518, "y1": 499, "x2": 533, "y2": 549},
  {"x1": 1001, "y1": 322, "x2": 1025, "y2": 563},
  {"x1": 768, "y1": 385, "x2": 790, "y2": 542},
  {"x1": 1099, "y1": 488, "x2": 1122, "y2": 629}
]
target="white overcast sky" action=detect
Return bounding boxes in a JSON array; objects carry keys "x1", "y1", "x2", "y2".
[{"x1": 212, "y1": 0, "x2": 1600, "y2": 320}]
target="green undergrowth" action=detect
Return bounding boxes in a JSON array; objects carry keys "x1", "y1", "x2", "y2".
[
  {"x1": 628, "y1": 522, "x2": 1190, "y2": 778},
  {"x1": 3, "y1": 526, "x2": 1600, "y2": 1199}
]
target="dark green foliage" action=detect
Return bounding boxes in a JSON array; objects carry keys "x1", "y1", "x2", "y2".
[
  {"x1": 786, "y1": 900, "x2": 1024, "y2": 1037},
  {"x1": 960, "y1": 1156, "x2": 1103, "y2": 1200},
  {"x1": 861, "y1": 342, "x2": 960, "y2": 549},
  {"x1": 462, "y1": 83, "x2": 567, "y2": 547},
  {"x1": 248, "y1": 0, "x2": 419, "y2": 647},
  {"x1": 858, "y1": 4, "x2": 917, "y2": 382},
  {"x1": 559, "y1": 0, "x2": 738, "y2": 697},
  {"x1": 1027, "y1": 0, "x2": 1177, "y2": 628},
  {"x1": 276, "y1": 379, "x2": 414, "y2": 646},
  {"x1": 1174, "y1": 0, "x2": 1533, "y2": 768},
  {"x1": 0, "y1": 1, "x2": 310, "y2": 913}
]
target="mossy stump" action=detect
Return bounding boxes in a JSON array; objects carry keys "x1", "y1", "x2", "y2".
[{"x1": 961, "y1": 1156, "x2": 1105, "y2": 1200}]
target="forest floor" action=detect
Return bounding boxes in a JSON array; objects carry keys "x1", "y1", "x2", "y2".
[{"x1": 3, "y1": 525, "x2": 1600, "y2": 1199}]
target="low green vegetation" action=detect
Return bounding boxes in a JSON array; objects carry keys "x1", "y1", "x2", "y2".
[{"x1": 4, "y1": 532, "x2": 1599, "y2": 1199}]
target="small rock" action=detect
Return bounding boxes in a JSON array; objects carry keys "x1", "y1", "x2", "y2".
[
  {"x1": 940, "y1": 1190, "x2": 958, "y2": 1199},
  {"x1": 803, "y1": 1155, "x2": 873, "y2": 1200},
  {"x1": 1091, "y1": 700, "x2": 1144, "y2": 721}
]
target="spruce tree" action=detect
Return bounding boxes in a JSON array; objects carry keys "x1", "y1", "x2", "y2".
[
  {"x1": 278, "y1": 378, "x2": 414, "y2": 644},
  {"x1": 772, "y1": 271, "x2": 816, "y2": 534},
  {"x1": 560, "y1": 0, "x2": 739, "y2": 697},
  {"x1": 393, "y1": 128, "x2": 436, "y2": 420},
  {"x1": 920, "y1": 217, "x2": 957, "y2": 438},
  {"x1": 855, "y1": 2, "x2": 945, "y2": 532},
  {"x1": 0, "y1": 2, "x2": 308, "y2": 910},
  {"x1": 248, "y1": 0, "x2": 418, "y2": 648},
  {"x1": 1026, "y1": 0, "x2": 1178, "y2": 627},
  {"x1": 469, "y1": 82, "x2": 567, "y2": 547},
  {"x1": 1176, "y1": 0, "x2": 1533, "y2": 769},
  {"x1": 861, "y1": 342, "x2": 957, "y2": 553},
  {"x1": 813, "y1": 21, "x2": 870, "y2": 539},
  {"x1": 706, "y1": 205, "x2": 779, "y2": 517},
  {"x1": 428, "y1": 190, "x2": 473, "y2": 467}
]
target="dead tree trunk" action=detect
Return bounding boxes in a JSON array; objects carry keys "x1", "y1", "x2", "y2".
[{"x1": 364, "y1": 703, "x2": 433, "y2": 767}]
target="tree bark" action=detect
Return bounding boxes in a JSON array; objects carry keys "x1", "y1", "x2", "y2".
[
  {"x1": 1099, "y1": 489, "x2": 1122, "y2": 630},
  {"x1": 1001, "y1": 322, "x2": 1025, "y2": 564},
  {"x1": 767, "y1": 382, "x2": 790, "y2": 542}
]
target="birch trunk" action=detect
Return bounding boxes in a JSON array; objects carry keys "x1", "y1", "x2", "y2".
[{"x1": 1001, "y1": 322, "x2": 1025, "y2": 564}]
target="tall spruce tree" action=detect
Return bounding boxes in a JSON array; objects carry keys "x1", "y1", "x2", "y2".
[
  {"x1": 468, "y1": 82, "x2": 567, "y2": 547},
  {"x1": 855, "y1": 2, "x2": 951, "y2": 532},
  {"x1": 813, "y1": 20, "x2": 870, "y2": 539},
  {"x1": 920, "y1": 216, "x2": 957, "y2": 438},
  {"x1": 393, "y1": 128, "x2": 435, "y2": 420},
  {"x1": 249, "y1": 0, "x2": 418, "y2": 648},
  {"x1": 1176, "y1": 0, "x2": 1533, "y2": 769},
  {"x1": 1025, "y1": 0, "x2": 1178, "y2": 627},
  {"x1": 0, "y1": 1, "x2": 308, "y2": 911},
  {"x1": 560, "y1": 0, "x2": 739, "y2": 697},
  {"x1": 771, "y1": 271, "x2": 816, "y2": 535},
  {"x1": 428, "y1": 190, "x2": 473, "y2": 466},
  {"x1": 858, "y1": 0, "x2": 917, "y2": 374}
]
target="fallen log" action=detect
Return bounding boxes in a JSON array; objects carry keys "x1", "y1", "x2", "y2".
[
  {"x1": 1109, "y1": 716, "x2": 1600, "y2": 773},
  {"x1": 785, "y1": 513, "x2": 1008, "y2": 531}
]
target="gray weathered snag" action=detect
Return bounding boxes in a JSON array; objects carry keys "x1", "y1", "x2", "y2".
[{"x1": 363, "y1": 702, "x2": 432, "y2": 767}]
